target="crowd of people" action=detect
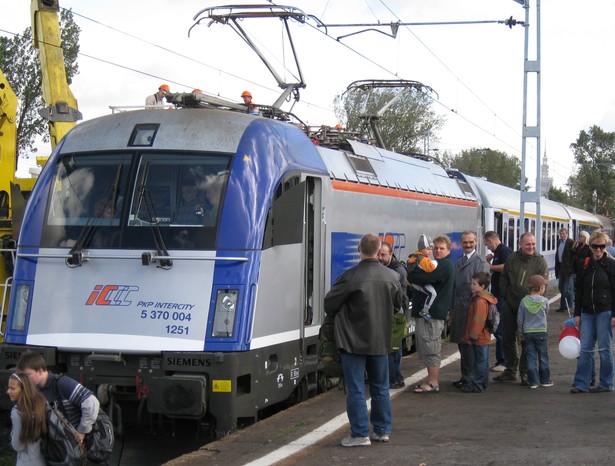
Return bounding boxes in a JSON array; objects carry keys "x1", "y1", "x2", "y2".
[{"x1": 325, "y1": 227, "x2": 615, "y2": 447}]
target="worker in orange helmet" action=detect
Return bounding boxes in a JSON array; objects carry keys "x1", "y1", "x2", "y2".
[
  {"x1": 240, "y1": 90, "x2": 260, "y2": 115},
  {"x1": 145, "y1": 84, "x2": 170, "y2": 108}
]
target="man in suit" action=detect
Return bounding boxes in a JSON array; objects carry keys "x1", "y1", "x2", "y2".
[
  {"x1": 555, "y1": 227, "x2": 575, "y2": 312},
  {"x1": 450, "y1": 231, "x2": 490, "y2": 389}
]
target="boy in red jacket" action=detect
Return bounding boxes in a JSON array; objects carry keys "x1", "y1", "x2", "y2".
[{"x1": 461, "y1": 272, "x2": 498, "y2": 393}]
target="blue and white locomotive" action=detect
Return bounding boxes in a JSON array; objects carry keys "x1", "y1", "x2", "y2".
[
  {"x1": 1, "y1": 89, "x2": 611, "y2": 437},
  {"x1": 0, "y1": 95, "x2": 480, "y2": 437}
]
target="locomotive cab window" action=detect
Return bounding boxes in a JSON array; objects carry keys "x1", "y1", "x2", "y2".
[{"x1": 42, "y1": 151, "x2": 231, "y2": 250}]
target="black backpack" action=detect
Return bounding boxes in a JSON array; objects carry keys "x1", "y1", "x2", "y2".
[
  {"x1": 42, "y1": 401, "x2": 87, "y2": 466},
  {"x1": 44, "y1": 376, "x2": 114, "y2": 464}
]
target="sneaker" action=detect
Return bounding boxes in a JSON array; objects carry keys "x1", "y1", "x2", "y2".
[
  {"x1": 390, "y1": 380, "x2": 405, "y2": 389},
  {"x1": 493, "y1": 371, "x2": 518, "y2": 382},
  {"x1": 541, "y1": 381, "x2": 554, "y2": 387},
  {"x1": 529, "y1": 384, "x2": 539, "y2": 389},
  {"x1": 520, "y1": 374, "x2": 529, "y2": 386},
  {"x1": 371, "y1": 432, "x2": 390, "y2": 443},
  {"x1": 341, "y1": 436, "x2": 371, "y2": 447},
  {"x1": 490, "y1": 364, "x2": 506, "y2": 372}
]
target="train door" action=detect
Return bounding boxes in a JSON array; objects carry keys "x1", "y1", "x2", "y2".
[
  {"x1": 501, "y1": 212, "x2": 511, "y2": 249},
  {"x1": 302, "y1": 177, "x2": 322, "y2": 367}
]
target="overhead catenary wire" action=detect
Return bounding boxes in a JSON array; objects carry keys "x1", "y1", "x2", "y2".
[{"x1": 3, "y1": 5, "x2": 536, "y2": 165}]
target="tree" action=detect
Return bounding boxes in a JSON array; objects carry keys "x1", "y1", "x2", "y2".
[
  {"x1": 443, "y1": 148, "x2": 521, "y2": 189},
  {"x1": 568, "y1": 125, "x2": 615, "y2": 216},
  {"x1": 334, "y1": 85, "x2": 444, "y2": 154},
  {"x1": 0, "y1": 8, "x2": 80, "y2": 164},
  {"x1": 547, "y1": 185, "x2": 575, "y2": 206}
]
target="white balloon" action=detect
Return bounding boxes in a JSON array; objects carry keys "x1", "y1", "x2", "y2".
[{"x1": 559, "y1": 335, "x2": 581, "y2": 359}]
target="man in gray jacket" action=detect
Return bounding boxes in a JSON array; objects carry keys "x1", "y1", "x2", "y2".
[
  {"x1": 450, "y1": 231, "x2": 490, "y2": 389},
  {"x1": 324, "y1": 233, "x2": 401, "y2": 447}
]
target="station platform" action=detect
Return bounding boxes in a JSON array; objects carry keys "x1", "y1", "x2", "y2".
[{"x1": 166, "y1": 296, "x2": 614, "y2": 466}]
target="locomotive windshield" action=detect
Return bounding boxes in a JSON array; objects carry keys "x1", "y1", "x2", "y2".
[{"x1": 42, "y1": 151, "x2": 231, "y2": 250}]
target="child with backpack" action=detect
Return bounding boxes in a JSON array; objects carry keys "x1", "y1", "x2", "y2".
[
  {"x1": 517, "y1": 274, "x2": 553, "y2": 389},
  {"x1": 16, "y1": 351, "x2": 115, "y2": 464},
  {"x1": 407, "y1": 234, "x2": 438, "y2": 321},
  {"x1": 7, "y1": 372, "x2": 47, "y2": 465},
  {"x1": 461, "y1": 272, "x2": 498, "y2": 393}
]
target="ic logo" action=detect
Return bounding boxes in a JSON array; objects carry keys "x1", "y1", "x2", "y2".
[{"x1": 86, "y1": 285, "x2": 139, "y2": 306}]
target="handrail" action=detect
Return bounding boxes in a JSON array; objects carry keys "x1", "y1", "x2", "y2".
[
  {"x1": 0, "y1": 276, "x2": 12, "y2": 337},
  {"x1": 16, "y1": 252, "x2": 248, "y2": 262}
]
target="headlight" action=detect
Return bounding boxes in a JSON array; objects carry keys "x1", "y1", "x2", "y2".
[
  {"x1": 12, "y1": 284, "x2": 31, "y2": 331},
  {"x1": 212, "y1": 289, "x2": 238, "y2": 337}
]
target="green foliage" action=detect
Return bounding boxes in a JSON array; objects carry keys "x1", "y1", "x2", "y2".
[
  {"x1": 443, "y1": 148, "x2": 521, "y2": 189},
  {"x1": 333, "y1": 86, "x2": 444, "y2": 154},
  {"x1": 0, "y1": 9, "x2": 80, "y2": 163},
  {"x1": 568, "y1": 125, "x2": 615, "y2": 216},
  {"x1": 547, "y1": 185, "x2": 575, "y2": 205}
]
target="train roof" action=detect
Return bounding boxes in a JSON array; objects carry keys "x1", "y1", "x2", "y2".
[
  {"x1": 59, "y1": 108, "x2": 256, "y2": 154},
  {"x1": 564, "y1": 205, "x2": 603, "y2": 228},
  {"x1": 462, "y1": 174, "x2": 570, "y2": 220},
  {"x1": 319, "y1": 141, "x2": 475, "y2": 201}
]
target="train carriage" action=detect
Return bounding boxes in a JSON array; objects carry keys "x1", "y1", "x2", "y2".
[
  {"x1": 458, "y1": 174, "x2": 604, "y2": 278},
  {"x1": 0, "y1": 104, "x2": 479, "y2": 437}
]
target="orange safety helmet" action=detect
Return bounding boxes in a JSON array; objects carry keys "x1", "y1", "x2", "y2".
[
  {"x1": 241, "y1": 90, "x2": 252, "y2": 98},
  {"x1": 159, "y1": 84, "x2": 170, "y2": 93},
  {"x1": 192, "y1": 89, "x2": 203, "y2": 94}
]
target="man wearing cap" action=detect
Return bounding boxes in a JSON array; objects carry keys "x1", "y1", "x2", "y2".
[
  {"x1": 240, "y1": 90, "x2": 259, "y2": 114},
  {"x1": 450, "y1": 231, "x2": 490, "y2": 390},
  {"x1": 495, "y1": 232, "x2": 548, "y2": 385},
  {"x1": 146, "y1": 84, "x2": 170, "y2": 108}
]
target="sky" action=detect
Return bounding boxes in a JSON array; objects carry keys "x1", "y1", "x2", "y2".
[{"x1": 2, "y1": 0, "x2": 615, "y2": 190}]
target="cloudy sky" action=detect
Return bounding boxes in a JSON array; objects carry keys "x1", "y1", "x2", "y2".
[{"x1": 2, "y1": 0, "x2": 615, "y2": 189}]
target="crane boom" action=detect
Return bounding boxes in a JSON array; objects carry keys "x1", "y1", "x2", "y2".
[{"x1": 31, "y1": 0, "x2": 81, "y2": 149}]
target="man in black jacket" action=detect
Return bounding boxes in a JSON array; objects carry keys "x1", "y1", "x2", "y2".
[
  {"x1": 555, "y1": 227, "x2": 575, "y2": 312},
  {"x1": 378, "y1": 241, "x2": 409, "y2": 389},
  {"x1": 325, "y1": 234, "x2": 401, "y2": 447}
]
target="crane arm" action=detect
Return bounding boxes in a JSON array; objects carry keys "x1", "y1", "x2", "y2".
[{"x1": 31, "y1": 0, "x2": 81, "y2": 149}]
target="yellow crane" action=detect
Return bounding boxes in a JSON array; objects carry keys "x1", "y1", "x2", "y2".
[
  {"x1": 0, "y1": 0, "x2": 81, "y2": 336},
  {"x1": 31, "y1": 0, "x2": 81, "y2": 149}
]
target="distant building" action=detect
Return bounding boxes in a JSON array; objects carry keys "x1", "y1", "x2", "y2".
[{"x1": 540, "y1": 147, "x2": 553, "y2": 197}]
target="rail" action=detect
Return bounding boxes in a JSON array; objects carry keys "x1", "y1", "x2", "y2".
[
  {"x1": 16, "y1": 252, "x2": 248, "y2": 262},
  {"x1": 0, "y1": 248, "x2": 15, "y2": 337}
]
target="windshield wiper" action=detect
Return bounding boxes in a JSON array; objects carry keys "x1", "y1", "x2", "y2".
[
  {"x1": 135, "y1": 163, "x2": 172, "y2": 269},
  {"x1": 66, "y1": 164, "x2": 123, "y2": 267}
]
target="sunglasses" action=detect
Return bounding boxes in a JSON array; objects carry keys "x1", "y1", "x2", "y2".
[{"x1": 590, "y1": 244, "x2": 606, "y2": 250}]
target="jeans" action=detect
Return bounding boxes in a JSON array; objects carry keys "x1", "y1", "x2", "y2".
[
  {"x1": 502, "y1": 302, "x2": 527, "y2": 375},
  {"x1": 388, "y1": 347, "x2": 403, "y2": 384},
  {"x1": 467, "y1": 344, "x2": 489, "y2": 391},
  {"x1": 523, "y1": 332, "x2": 551, "y2": 386},
  {"x1": 558, "y1": 275, "x2": 574, "y2": 311},
  {"x1": 341, "y1": 352, "x2": 392, "y2": 437},
  {"x1": 459, "y1": 343, "x2": 473, "y2": 381},
  {"x1": 573, "y1": 311, "x2": 614, "y2": 391},
  {"x1": 494, "y1": 298, "x2": 505, "y2": 365}
]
